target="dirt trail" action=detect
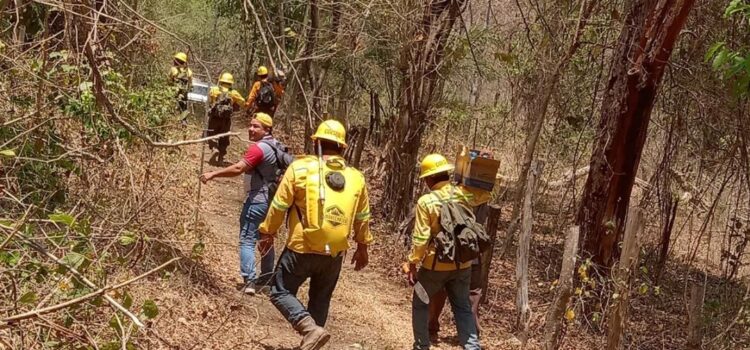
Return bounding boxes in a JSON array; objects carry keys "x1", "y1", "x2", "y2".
[{"x1": 151, "y1": 119, "x2": 416, "y2": 349}]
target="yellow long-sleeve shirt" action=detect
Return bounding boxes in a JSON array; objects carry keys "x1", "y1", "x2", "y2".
[
  {"x1": 169, "y1": 66, "x2": 193, "y2": 84},
  {"x1": 244, "y1": 79, "x2": 284, "y2": 109},
  {"x1": 209, "y1": 86, "x2": 245, "y2": 108},
  {"x1": 409, "y1": 181, "x2": 490, "y2": 271},
  {"x1": 259, "y1": 155, "x2": 373, "y2": 255}
]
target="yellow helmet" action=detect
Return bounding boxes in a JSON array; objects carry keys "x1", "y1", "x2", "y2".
[
  {"x1": 257, "y1": 66, "x2": 269, "y2": 76},
  {"x1": 253, "y1": 112, "x2": 273, "y2": 128},
  {"x1": 219, "y1": 72, "x2": 234, "y2": 85},
  {"x1": 311, "y1": 120, "x2": 347, "y2": 148},
  {"x1": 173, "y1": 52, "x2": 187, "y2": 63},
  {"x1": 419, "y1": 154, "x2": 454, "y2": 179}
]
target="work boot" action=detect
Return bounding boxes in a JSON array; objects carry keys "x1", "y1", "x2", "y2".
[
  {"x1": 293, "y1": 316, "x2": 330, "y2": 350},
  {"x1": 243, "y1": 281, "x2": 256, "y2": 295}
]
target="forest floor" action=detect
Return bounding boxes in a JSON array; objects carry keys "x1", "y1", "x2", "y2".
[
  {"x1": 138, "y1": 115, "x2": 486, "y2": 349},
  {"x1": 129, "y1": 115, "x2": 748, "y2": 350}
]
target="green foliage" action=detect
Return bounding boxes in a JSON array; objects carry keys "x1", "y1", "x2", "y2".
[
  {"x1": 706, "y1": 1, "x2": 750, "y2": 96},
  {"x1": 142, "y1": 300, "x2": 159, "y2": 319}
]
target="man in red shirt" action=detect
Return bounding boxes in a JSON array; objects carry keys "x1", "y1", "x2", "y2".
[{"x1": 200, "y1": 113, "x2": 292, "y2": 294}]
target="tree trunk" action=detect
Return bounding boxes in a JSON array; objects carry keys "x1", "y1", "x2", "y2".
[
  {"x1": 516, "y1": 160, "x2": 544, "y2": 343},
  {"x1": 686, "y1": 272, "x2": 706, "y2": 349},
  {"x1": 479, "y1": 205, "x2": 501, "y2": 304},
  {"x1": 576, "y1": 0, "x2": 696, "y2": 267},
  {"x1": 606, "y1": 209, "x2": 644, "y2": 350},
  {"x1": 543, "y1": 226, "x2": 580, "y2": 350},
  {"x1": 381, "y1": 0, "x2": 468, "y2": 221},
  {"x1": 500, "y1": 0, "x2": 597, "y2": 258}
]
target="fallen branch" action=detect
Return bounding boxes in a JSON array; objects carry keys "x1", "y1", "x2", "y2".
[
  {"x1": 13, "y1": 235, "x2": 147, "y2": 328},
  {"x1": 2, "y1": 257, "x2": 180, "y2": 325},
  {"x1": 0, "y1": 207, "x2": 33, "y2": 251},
  {"x1": 151, "y1": 132, "x2": 240, "y2": 148}
]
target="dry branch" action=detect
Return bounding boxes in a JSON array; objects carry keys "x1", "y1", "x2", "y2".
[
  {"x1": 13, "y1": 235, "x2": 147, "y2": 328},
  {"x1": 2, "y1": 257, "x2": 181, "y2": 325}
]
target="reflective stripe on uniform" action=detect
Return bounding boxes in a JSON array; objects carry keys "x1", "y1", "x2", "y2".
[
  {"x1": 355, "y1": 211, "x2": 370, "y2": 221},
  {"x1": 272, "y1": 198, "x2": 290, "y2": 210}
]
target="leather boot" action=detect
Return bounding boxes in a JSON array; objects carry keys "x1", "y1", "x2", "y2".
[{"x1": 293, "y1": 316, "x2": 330, "y2": 350}]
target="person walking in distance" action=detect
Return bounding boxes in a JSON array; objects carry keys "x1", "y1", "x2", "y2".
[
  {"x1": 206, "y1": 72, "x2": 245, "y2": 165},
  {"x1": 404, "y1": 154, "x2": 490, "y2": 350},
  {"x1": 258, "y1": 120, "x2": 372, "y2": 350},
  {"x1": 168, "y1": 52, "x2": 192, "y2": 113},
  {"x1": 244, "y1": 65, "x2": 285, "y2": 117},
  {"x1": 200, "y1": 113, "x2": 293, "y2": 295}
]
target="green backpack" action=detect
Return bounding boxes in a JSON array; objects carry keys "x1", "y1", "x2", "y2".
[{"x1": 431, "y1": 189, "x2": 491, "y2": 265}]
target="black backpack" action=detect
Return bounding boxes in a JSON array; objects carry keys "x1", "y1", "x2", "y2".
[
  {"x1": 257, "y1": 81, "x2": 276, "y2": 108},
  {"x1": 258, "y1": 138, "x2": 294, "y2": 198},
  {"x1": 431, "y1": 189, "x2": 491, "y2": 266},
  {"x1": 209, "y1": 91, "x2": 234, "y2": 120}
]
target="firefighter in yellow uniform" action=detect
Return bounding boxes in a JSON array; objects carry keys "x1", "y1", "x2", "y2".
[
  {"x1": 404, "y1": 154, "x2": 489, "y2": 350},
  {"x1": 206, "y1": 72, "x2": 245, "y2": 163},
  {"x1": 259, "y1": 120, "x2": 372, "y2": 350},
  {"x1": 169, "y1": 52, "x2": 193, "y2": 112},
  {"x1": 245, "y1": 65, "x2": 285, "y2": 116}
]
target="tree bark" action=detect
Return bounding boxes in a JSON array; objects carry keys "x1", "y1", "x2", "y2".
[
  {"x1": 686, "y1": 272, "x2": 706, "y2": 349},
  {"x1": 479, "y1": 205, "x2": 502, "y2": 304},
  {"x1": 516, "y1": 160, "x2": 544, "y2": 343},
  {"x1": 576, "y1": 0, "x2": 696, "y2": 267},
  {"x1": 606, "y1": 209, "x2": 644, "y2": 350},
  {"x1": 543, "y1": 226, "x2": 580, "y2": 350}
]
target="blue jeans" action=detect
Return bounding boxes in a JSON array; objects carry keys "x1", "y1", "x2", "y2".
[
  {"x1": 270, "y1": 249, "x2": 343, "y2": 327},
  {"x1": 239, "y1": 199, "x2": 275, "y2": 284},
  {"x1": 413, "y1": 268, "x2": 480, "y2": 350}
]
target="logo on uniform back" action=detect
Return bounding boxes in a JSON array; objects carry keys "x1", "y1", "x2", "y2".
[{"x1": 324, "y1": 205, "x2": 346, "y2": 227}]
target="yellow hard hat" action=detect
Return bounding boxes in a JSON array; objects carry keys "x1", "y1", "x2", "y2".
[
  {"x1": 419, "y1": 154, "x2": 454, "y2": 179},
  {"x1": 174, "y1": 52, "x2": 187, "y2": 63},
  {"x1": 257, "y1": 66, "x2": 269, "y2": 76},
  {"x1": 311, "y1": 120, "x2": 347, "y2": 148},
  {"x1": 219, "y1": 72, "x2": 234, "y2": 85},
  {"x1": 253, "y1": 112, "x2": 273, "y2": 128}
]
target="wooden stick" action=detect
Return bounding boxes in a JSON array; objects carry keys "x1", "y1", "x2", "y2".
[
  {"x1": 606, "y1": 209, "x2": 644, "y2": 350},
  {"x1": 0, "y1": 207, "x2": 32, "y2": 250},
  {"x1": 516, "y1": 160, "x2": 544, "y2": 343},
  {"x1": 480, "y1": 205, "x2": 501, "y2": 304},
  {"x1": 543, "y1": 226, "x2": 580, "y2": 350},
  {"x1": 2, "y1": 258, "x2": 180, "y2": 325}
]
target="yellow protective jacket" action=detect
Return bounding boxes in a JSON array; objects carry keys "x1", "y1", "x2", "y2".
[
  {"x1": 169, "y1": 66, "x2": 193, "y2": 86},
  {"x1": 244, "y1": 79, "x2": 285, "y2": 109},
  {"x1": 209, "y1": 86, "x2": 245, "y2": 108},
  {"x1": 259, "y1": 155, "x2": 373, "y2": 255},
  {"x1": 408, "y1": 181, "x2": 490, "y2": 271}
]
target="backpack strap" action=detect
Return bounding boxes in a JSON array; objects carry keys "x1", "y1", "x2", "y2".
[
  {"x1": 254, "y1": 139, "x2": 279, "y2": 186},
  {"x1": 426, "y1": 189, "x2": 446, "y2": 270}
]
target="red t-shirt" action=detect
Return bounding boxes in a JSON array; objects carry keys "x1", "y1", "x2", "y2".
[{"x1": 243, "y1": 144, "x2": 264, "y2": 169}]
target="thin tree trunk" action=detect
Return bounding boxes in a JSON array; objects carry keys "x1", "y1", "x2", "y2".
[
  {"x1": 606, "y1": 209, "x2": 644, "y2": 350},
  {"x1": 543, "y1": 226, "x2": 580, "y2": 350},
  {"x1": 516, "y1": 160, "x2": 544, "y2": 343},
  {"x1": 686, "y1": 272, "x2": 706, "y2": 349},
  {"x1": 577, "y1": 0, "x2": 696, "y2": 267},
  {"x1": 500, "y1": 0, "x2": 597, "y2": 258},
  {"x1": 655, "y1": 198, "x2": 678, "y2": 283},
  {"x1": 381, "y1": 0, "x2": 468, "y2": 221},
  {"x1": 479, "y1": 205, "x2": 502, "y2": 304}
]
